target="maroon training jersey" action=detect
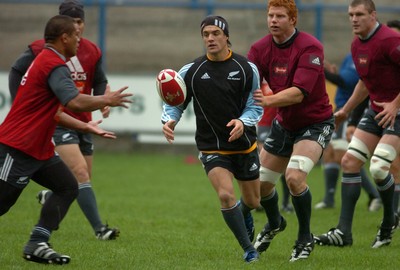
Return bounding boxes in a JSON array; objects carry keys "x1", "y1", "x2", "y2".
[
  {"x1": 351, "y1": 24, "x2": 400, "y2": 112},
  {"x1": 0, "y1": 49, "x2": 75, "y2": 160},
  {"x1": 248, "y1": 31, "x2": 332, "y2": 131},
  {"x1": 30, "y1": 38, "x2": 102, "y2": 122}
]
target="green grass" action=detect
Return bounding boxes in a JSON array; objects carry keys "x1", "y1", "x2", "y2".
[{"x1": 1, "y1": 151, "x2": 400, "y2": 269}]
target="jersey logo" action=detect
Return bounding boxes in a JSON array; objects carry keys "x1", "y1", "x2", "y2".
[
  {"x1": 309, "y1": 55, "x2": 321, "y2": 66},
  {"x1": 272, "y1": 63, "x2": 288, "y2": 76},
  {"x1": 357, "y1": 54, "x2": 368, "y2": 66},
  {"x1": 227, "y1": 71, "x2": 241, "y2": 80},
  {"x1": 201, "y1": 72, "x2": 211, "y2": 79},
  {"x1": 66, "y1": 56, "x2": 87, "y2": 91}
]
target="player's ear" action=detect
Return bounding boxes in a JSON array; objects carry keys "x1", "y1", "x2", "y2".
[{"x1": 60, "y1": 33, "x2": 69, "y2": 44}]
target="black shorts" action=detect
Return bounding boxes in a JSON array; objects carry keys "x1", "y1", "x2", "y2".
[
  {"x1": 264, "y1": 116, "x2": 334, "y2": 158},
  {"x1": 199, "y1": 147, "x2": 260, "y2": 181},
  {"x1": 257, "y1": 126, "x2": 272, "y2": 143},
  {"x1": 0, "y1": 143, "x2": 62, "y2": 189},
  {"x1": 357, "y1": 108, "x2": 400, "y2": 137},
  {"x1": 53, "y1": 126, "x2": 94, "y2": 155}
]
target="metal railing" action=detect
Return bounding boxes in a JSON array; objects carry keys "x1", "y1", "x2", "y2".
[{"x1": 4, "y1": 0, "x2": 400, "y2": 67}]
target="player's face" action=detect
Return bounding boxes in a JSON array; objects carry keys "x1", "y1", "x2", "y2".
[
  {"x1": 267, "y1": 6, "x2": 296, "y2": 43},
  {"x1": 348, "y1": 4, "x2": 377, "y2": 38},
  {"x1": 202, "y1": 25, "x2": 229, "y2": 60},
  {"x1": 65, "y1": 23, "x2": 81, "y2": 58},
  {"x1": 72, "y1": 17, "x2": 85, "y2": 38}
]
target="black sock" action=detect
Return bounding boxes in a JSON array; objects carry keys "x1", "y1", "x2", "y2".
[
  {"x1": 77, "y1": 183, "x2": 103, "y2": 232},
  {"x1": 394, "y1": 184, "x2": 400, "y2": 213},
  {"x1": 291, "y1": 186, "x2": 312, "y2": 243},
  {"x1": 337, "y1": 173, "x2": 361, "y2": 235},
  {"x1": 376, "y1": 175, "x2": 395, "y2": 227},
  {"x1": 323, "y1": 163, "x2": 340, "y2": 206},
  {"x1": 260, "y1": 189, "x2": 281, "y2": 229},
  {"x1": 239, "y1": 197, "x2": 252, "y2": 218},
  {"x1": 361, "y1": 167, "x2": 379, "y2": 199},
  {"x1": 28, "y1": 226, "x2": 51, "y2": 243},
  {"x1": 280, "y1": 175, "x2": 290, "y2": 207},
  {"x1": 221, "y1": 202, "x2": 254, "y2": 252}
]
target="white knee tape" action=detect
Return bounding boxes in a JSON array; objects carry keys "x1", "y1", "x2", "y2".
[
  {"x1": 259, "y1": 166, "x2": 281, "y2": 184},
  {"x1": 287, "y1": 155, "x2": 314, "y2": 174},
  {"x1": 330, "y1": 139, "x2": 349, "y2": 151},
  {"x1": 370, "y1": 143, "x2": 397, "y2": 179},
  {"x1": 347, "y1": 136, "x2": 370, "y2": 162}
]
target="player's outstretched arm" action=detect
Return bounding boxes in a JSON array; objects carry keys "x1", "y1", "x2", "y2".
[
  {"x1": 66, "y1": 86, "x2": 132, "y2": 112},
  {"x1": 56, "y1": 111, "x2": 116, "y2": 139}
]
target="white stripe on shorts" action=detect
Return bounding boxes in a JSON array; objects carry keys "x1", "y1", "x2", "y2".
[{"x1": 0, "y1": 153, "x2": 13, "y2": 181}]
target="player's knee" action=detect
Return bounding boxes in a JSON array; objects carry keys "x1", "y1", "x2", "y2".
[
  {"x1": 260, "y1": 166, "x2": 281, "y2": 184},
  {"x1": 54, "y1": 182, "x2": 78, "y2": 202},
  {"x1": 217, "y1": 191, "x2": 235, "y2": 206},
  {"x1": 285, "y1": 170, "x2": 307, "y2": 195},
  {"x1": 347, "y1": 136, "x2": 370, "y2": 163},
  {"x1": 369, "y1": 143, "x2": 397, "y2": 180},
  {"x1": 243, "y1": 198, "x2": 260, "y2": 209},
  {"x1": 73, "y1": 167, "x2": 90, "y2": 182}
]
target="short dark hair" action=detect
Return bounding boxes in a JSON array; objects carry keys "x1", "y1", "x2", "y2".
[
  {"x1": 387, "y1": 20, "x2": 400, "y2": 31},
  {"x1": 350, "y1": 0, "x2": 376, "y2": 13},
  {"x1": 44, "y1": 15, "x2": 76, "y2": 43}
]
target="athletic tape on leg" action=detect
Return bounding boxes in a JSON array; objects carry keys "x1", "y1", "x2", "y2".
[
  {"x1": 287, "y1": 155, "x2": 314, "y2": 174},
  {"x1": 347, "y1": 136, "x2": 370, "y2": 162},
  {"x1": 370, "y1": 143, "x2": 397, "y2": 180},
  {"x1": 259, "y1": 166, "x2": 281, "y2": 184}
]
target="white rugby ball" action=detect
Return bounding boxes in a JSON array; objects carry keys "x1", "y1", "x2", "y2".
[{"x1": 156, "y1": 69, "x2": 186, "y2": 106}]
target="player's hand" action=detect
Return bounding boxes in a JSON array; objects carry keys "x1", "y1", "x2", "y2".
[
  {"x1": 374, "y1": 100, "x2": 398, "y2": 128},
  {"x1": 105, "y1": 85, "x2": 132, "y2": 108},
  {"x1": 334, "y1": 109, "x2": 348, "y2": 130},
  {"x1": 227, "y1": 119, "x2": 244, "y2": 142},
  {"x1": 253, "y1": 86, "x2": 273, "y2": 107},
  {"x1": 87, "y1": 120, "x2": 116, "y2": 139},
  {"x1": 101, "y1": 85, "x2": 111, "y2": 118},
  {"x1": 163, "y1": 120, "x2": 176, "y2": 144},
  {"x1": 101, "y1": 106, "x2": 110, "y2": 118}
]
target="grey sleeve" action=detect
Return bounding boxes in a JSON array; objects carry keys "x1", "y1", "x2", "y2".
[
  {"x1": 48, "y1": 66, "x2": 80, "y2": 106},
  {"x1": 9, "y1": 48, "x2": 36, "y2": 100},
  {"x1": 9, "y1": 68, "x2": 23, "y2": 101},
  {"x1": 92, "y1": 56, "x2": 108, "y2": 96}
]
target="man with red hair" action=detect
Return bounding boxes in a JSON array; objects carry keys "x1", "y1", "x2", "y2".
[{"x1": 248, "y1": 0, "x2": 333, "y2": 261}]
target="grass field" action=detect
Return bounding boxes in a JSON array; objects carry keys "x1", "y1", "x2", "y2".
[{"x1": 1, "y1": 151, "x2": 399, "y2": 269}]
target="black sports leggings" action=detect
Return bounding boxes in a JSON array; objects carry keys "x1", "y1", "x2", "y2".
[{"x1": 0, "y1": 160, "x2": 78, "y2": 231}]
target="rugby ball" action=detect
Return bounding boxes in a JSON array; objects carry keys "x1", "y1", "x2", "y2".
[{"x1": 156, "y1": 69, "x2": 186, "y2": 106}]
